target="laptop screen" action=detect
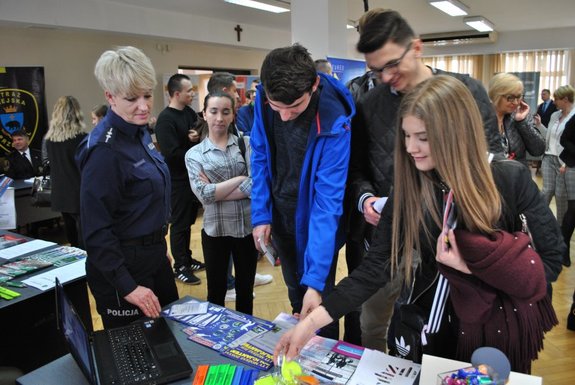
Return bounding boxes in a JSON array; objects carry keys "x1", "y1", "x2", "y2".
[{"x1": 55, "y1": 278, "x2": 98, "y2": 385}]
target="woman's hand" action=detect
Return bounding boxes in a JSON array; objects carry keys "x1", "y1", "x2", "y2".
[
  {"x1": 274, "y1": 307, "x2": 332, "y2": 362},
  {"x1": 300, "y1": 287, "x2": 322, "y2": 320},
  {"x1": 533, "y1": 113, "x2": 541, "y2": 126},
  {"x1": 514, "y1": 100, "x2": 530, "y2": 121},
  {"x1": 124, "y1": 286, "x2": 161, "y2": 318},
  {"x1": 436, "y1": 228, "x2": 471, "y2": 274}
]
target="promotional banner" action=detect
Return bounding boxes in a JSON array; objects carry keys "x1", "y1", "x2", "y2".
[
  {"x1": 511, "y1": 71, "x2": 540, "y2": 112},
  {"x1": 327, "y1": 57, "x2": 367, "y2": 86},
  {"x1": 0, "y1": 67, "x2": 48, "y2": 155}
]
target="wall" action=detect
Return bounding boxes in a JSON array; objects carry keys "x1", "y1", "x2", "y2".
[{"x1": 0, "y1": 26, "x2": 269, "y2": 121}]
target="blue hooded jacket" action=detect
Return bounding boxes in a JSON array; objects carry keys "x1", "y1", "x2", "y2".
[{"x1": 250, "y1": 73, "x2": 355, "y2": 292}]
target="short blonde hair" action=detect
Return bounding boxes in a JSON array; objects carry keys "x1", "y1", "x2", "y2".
[
  {"x1": 94, "y1": 46, "x2": 156, "y2": 96},
  {"x1": 488, "y1": 73, "x2": 523, "y2": 106},
  {"x1": 554, "y1": 85, "x2": 575, "y2": 103}
]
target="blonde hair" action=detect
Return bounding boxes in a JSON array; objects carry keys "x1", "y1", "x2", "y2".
[
  {"x1": 554, "y1": 85, "x2": 575, "y2": 103},
  {"x1": 391, "y1": 75, "x2": 501, "y2": 283},
  {"x1": 45, "y1": 96, "x2": 86, "y2": 142},
  {"x1": 488, "y1": 73, "x2": 523, "y2": 107},
  {"x1": 94, "y1": 46, "x2": 156, "y2": 97}
]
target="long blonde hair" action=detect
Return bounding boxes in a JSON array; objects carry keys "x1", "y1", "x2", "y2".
[
  {"x1": 45, "y1": 96, "x2": 86, "y2": 142},
  {"x1": 391, "y1": 75, "x2": 501, "y2": 283}
]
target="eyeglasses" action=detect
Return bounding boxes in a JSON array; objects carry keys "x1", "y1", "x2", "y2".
[
  {"x1": 370, "y1": 42, "x2": 413, "y2": 77},
  {"x1": 504, "y1": 94, "x2": 524, "y2": 103}
]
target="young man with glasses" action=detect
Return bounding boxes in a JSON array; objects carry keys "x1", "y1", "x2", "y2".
[
  {"x1": 251, "y1": 44, "x2": 354, "y2": 339},
  {"x1": 344, "y1": 9, "x2": 502, "y2": 352}
]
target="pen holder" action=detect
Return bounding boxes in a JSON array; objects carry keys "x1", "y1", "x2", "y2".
[{"x1": 437, "y1": 366, "x2": 496, "y2": 385}]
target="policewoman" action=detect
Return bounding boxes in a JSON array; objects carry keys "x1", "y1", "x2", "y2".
[{"x1": 76, "y1": 46, "x2": 178, "y2": 328}]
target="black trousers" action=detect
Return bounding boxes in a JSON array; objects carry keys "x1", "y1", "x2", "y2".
[
  {"x1": 170, "y1": 180, "x2": 200, "y2": 271},
  {"x1": 62, "y1": 212, "x2": 83, "y2": 248},
  {"x1": 272, "y1": 230, "x2": 340, "y2": 340},
  {"x1": 88, "y1": 241, "x2": 179, "y2": 329},
  {"x1": 201, "y1": 230, "x2": 258, "y2": 315}
]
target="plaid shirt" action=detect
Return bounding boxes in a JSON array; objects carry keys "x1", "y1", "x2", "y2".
[{"x1": 185, "y1": 135, "x2": 252, "y2": 237}]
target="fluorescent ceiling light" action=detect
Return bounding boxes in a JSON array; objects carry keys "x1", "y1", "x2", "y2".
[
  {"x1": 428, "y1": 0, "x2": 469, "y2": 16},
  {"x1": 224, "y1": 0, "x2": 289, "y2": 13},
  {"x1": 464, "y1": 16, "x2": 495, "y2": 32}
]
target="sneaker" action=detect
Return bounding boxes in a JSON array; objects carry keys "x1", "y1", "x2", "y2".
[
  {"x1": 190, "y1": 258, "x2": 206, "y2": 271},
  {"x1": 174, "y1": 267, "x2": 201, "y2": 285},
  {"x1": 225, "y1": 289, "x2": 255, "y2": 301},
  {"x1": 254, "y1": 273, "x2": 273, "y2": 286},
  {"x1": 225, "y1": 288, "x2": 236, "y2": 301}
]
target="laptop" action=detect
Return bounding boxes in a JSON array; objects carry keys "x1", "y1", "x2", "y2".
[{"x1": 55, "y1": 278, "x2": 193, "y2": 385}]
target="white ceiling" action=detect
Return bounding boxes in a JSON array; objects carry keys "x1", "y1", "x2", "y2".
[{"x1": 107, "y1": 0, "x2": 575, "y2": 35}]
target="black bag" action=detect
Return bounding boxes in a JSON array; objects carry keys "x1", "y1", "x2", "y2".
[
  {"x1": 31, "y1": 174, "x2": 51, "y2": 207},
  {"x1": 388, "y1": 302, "x2": 428, "y2": 363}
]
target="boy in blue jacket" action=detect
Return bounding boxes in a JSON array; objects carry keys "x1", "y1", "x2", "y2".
[{"x1": 250, "y1": 44, "x2": 355, "y2": 339}]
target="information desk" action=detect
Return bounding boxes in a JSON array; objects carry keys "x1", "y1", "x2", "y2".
[
  {"x1": 16, "y1": 296, "x2": 254, "y2": 385},
  {"x1": 0, "y1": 232, "x2": 91, "y2": 373}
]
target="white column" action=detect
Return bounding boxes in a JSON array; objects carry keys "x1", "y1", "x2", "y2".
[{"x1": 290, "y1": 0, "x2": 348, "y2": 60}]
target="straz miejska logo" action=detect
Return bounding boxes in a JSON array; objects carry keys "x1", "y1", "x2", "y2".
[{"x1": 0, "y1": 89, "x2": 40, "y2": 154}]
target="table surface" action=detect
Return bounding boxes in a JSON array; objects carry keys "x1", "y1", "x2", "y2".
[
  {"x1": 16, "y1": 296, "x2": 261, "y2": 385},
  {"x1": 420, "y1": 354, "x2": 542, "y2": 385}
]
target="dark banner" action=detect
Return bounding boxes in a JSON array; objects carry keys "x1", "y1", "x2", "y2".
[{"x1": 0, "y1": 67, "x2": 48, "y2": 156}]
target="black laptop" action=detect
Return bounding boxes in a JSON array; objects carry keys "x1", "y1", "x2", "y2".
[{"x1": 55, "y1": 278, "x2": 193, "y2": 385}]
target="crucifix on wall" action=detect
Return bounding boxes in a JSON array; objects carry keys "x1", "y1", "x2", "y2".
[{"x1": 234, "y1": 24, "x2": 243, "y2": 42}]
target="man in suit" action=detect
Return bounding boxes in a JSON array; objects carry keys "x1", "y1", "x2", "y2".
[
  {"x1": 4, "y1": 130, "x2": 42, "y2": 179},
  {"x1": 537, "y1": 89, "x2": 557, "y2": 127}
]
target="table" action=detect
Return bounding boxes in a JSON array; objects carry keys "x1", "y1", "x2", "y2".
[
  {"x1": 420, "y1": 354, "x2": 542, "y2": 384},
  {"x1": 16, "y1": 296, "x2": 255, "y2": 385},
  {"x1": 11, "y1": 179, "x2": 60, "y2": 228},
  {"x1": 0, "y1": 232, "x2": 91, "y2": 373}
]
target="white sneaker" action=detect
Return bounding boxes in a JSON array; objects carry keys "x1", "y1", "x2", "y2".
[
  {"x1": 225, "y1": 288, "x2": 255, "y2": 300},
  {"x1": 254, "y1": 273, "x2": 273, "y2": 286},
  {"x1": 225, "y1": 288, "x2": 236, "y2": 301}
]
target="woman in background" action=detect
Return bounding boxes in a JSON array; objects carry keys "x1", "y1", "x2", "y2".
[
  {"x1": 185, "y1": 92, "x2": 257, "y2": 315},
  {"x1": 275, "y1": 76, "x2": 563, "y2": 373},
  {"x1": 45, "y1": 95, "x2": 87, "y2": 247},
  {"x1": 488, "y1": 73, "x2": 545, "y2": 166},
  {"x1": 91, "y1": 104, "x2": 108, "y2": 126},
  {"x1": 536, "y1": 85, "x2": 575, "y2": 263}
]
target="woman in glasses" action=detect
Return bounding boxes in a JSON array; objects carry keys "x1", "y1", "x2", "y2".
[{"x1": 488, "y1": 73, "x2": 545, "y2": 167}]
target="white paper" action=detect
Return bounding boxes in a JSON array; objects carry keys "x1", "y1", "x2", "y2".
[
  {"x1": 0, "y1": 239, "x2": 56, "y2": 260},
  {"x1": 0, "y1": 188, "x2": 16, "y2": 230},
  {"x1": 372, "y1": 196, "x2": 388, "y2": 214},
  {"x1": 22, "y1": 259, "x2": 86, "y2": 291},
  {"x1": 347, "y1": 349, "x2": 420, "y2": 385},
  {"x1": 259, "y1": 238, "x2": 277, "y2": 266},
  {"x1": 169, "y1": 301, "x2": 209, "y2": 316}
]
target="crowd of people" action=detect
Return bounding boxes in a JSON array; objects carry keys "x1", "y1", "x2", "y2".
[{"x1": 3, "y1": 6, "x2": 574, "y2": 376}]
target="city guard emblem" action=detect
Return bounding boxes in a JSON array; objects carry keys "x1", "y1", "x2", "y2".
[{"x1": 0, "y1": 88, "x2": 40, "y2": 153}]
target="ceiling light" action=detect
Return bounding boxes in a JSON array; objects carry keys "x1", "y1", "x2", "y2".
[
  {"x1": 464, "y1": 16, "x2": 495, "y2": 32},
  {"x1": 428, "y1": 0, "x2": 469, "y2": 16},
  {"x1": 224, "y1": 0, "x2": 289, "y2": 13}
]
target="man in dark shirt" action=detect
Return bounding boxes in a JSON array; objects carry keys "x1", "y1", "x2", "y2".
[
  {"x1": 250, "y1": 44, "x2": 355, "y2": 339},
  {"x1": 4, "y1": 130, "x2": 42, "y2": 179},
  {"x1": 155, "y1": 74, "x2": 204, "y2": 285},
  {"x1": 536, "y1": 89, "x2": 557, "y2": 127},
  {"x1": 346, "y1": 9, "x2": 502, "y2": 352}
]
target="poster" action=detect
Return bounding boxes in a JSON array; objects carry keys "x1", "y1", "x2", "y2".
[
  {"x1": 0, "y1": 67, "x2": 48, "y2": 155},
  {"x1": 327, "y1": 57, "x2": 367, "y2": 86}
]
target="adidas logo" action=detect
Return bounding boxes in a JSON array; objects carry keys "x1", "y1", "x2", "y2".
[{"x1": 395, "y1": 336, "x2": 411, "y2": 357}]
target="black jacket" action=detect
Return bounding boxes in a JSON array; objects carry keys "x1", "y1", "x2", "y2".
[
  {"x1": 346, "y1": 68, "x2": 502, "y2": 242},
  {"x1": 500, "y1": 113, "x2": 545, "y2": 166},
  {"x1": 5, "y1": 147, "x2": 43, "y2": 179},
  {"x1": 537, "y1": 100, "x2": 557, "y2": 128},
  {"x1": 325, "y1": 158, "x2": 564, "y2": 324},
  {"x1": 46, "y1": 134, "x2": 86, "y2": 213},
  {"x1": 559, "y1": 115, "x2": 575, "y2": 167}
]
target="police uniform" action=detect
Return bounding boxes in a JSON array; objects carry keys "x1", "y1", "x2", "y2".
[{"x1": 76, "y1": 109, "x2": 178, "y2": 328}]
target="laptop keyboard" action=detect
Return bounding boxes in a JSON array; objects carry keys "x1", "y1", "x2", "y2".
[{"x1": 107, "y1": 325, "x2": 161, "y2": 384}]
